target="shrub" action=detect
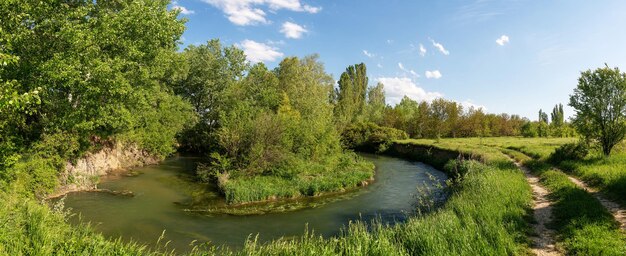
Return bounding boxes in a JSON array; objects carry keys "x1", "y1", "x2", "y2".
[
  {"x1": 548, "y1": 142, "x2": 589, "y2": 164},
  {"x1": 342, "y1": 122, "x2": 408, "y2": 152}
]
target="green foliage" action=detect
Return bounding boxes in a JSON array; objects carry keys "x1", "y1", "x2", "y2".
[
  {"x1": 342, "y1": 121, "x2": 408, "y2": 152},
  {"x1": 382, "y1": 98, "x2": 527, "y2": 138},
  {"x1": 551, "y1": 103, "x2": 565, "y2": 127},
  {"x1": 366, "y1": 82, "x2": 386, "y2": 125},
  {"x1": 570, "y1": 65, "x2": 626, "y2": 156},
  {"x1": 186, "y1": 55, "x2": 374, "y2": 204},
  {"x1": 548, "y1": 142, "x2": 589, "y2": 164},
  {"x1": 521, "y1": 121, "x2": 538, "y2": 137},
  {"x1": 173, "y1": 39, "x2": 249, "y2": 152},
  {"x1": 0, "y1": 0, "x2": 194, "y2": 200},
  {"x1": 538, "y1": 109, "x2": 549, "y2": 124},
  {"x1": 335, "y1": 63, "x2": 368, "y2": 131}
]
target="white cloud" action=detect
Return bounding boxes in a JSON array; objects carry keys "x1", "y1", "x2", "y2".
[
  {"x1": 410, "y1": 70, "x2": 419, "y2": 77},
  {"x1": 387, "y1": 39, "x2": 393, "y2": 44},
  {"x1": 377, "y1": 63, "x2": 383, "y2": 68},
  {"x1": 280, "y1": 21, "x2": 308, "y2": 39},
  {"x1": 398, "y1": 62, "x2": 406, "y2": 71},
  {"x1": 172, "y1": 1, "x2": 195, "y2": 15},
  {"x1": 377, "y1": 77, "x2": 443, "y2": 105},
  {"x1": 419, "y1": 44, "x2": 427, "y2": 56},
  {"x1": 363, "y1": 50, "x2": 374, "y2": 58},
  {"x1": 430, "y1": 39, "x2": 450, "y2": 55},
  {"x1": 203, "y1": 0, "x2": 321, "y2": 26},
  {"x1": 237, "y1": 39, "x2": 284, "y2": 63},
  {"x1": 425, "y1": 70, "x2": 442, "y2": 79},
  {"x1": 496, "y1": 35, "x2": 510, "y2": 46}
]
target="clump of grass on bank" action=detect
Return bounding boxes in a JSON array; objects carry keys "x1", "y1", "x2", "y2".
[
  {"x1": 216, "y1": 154, "x2": 374, "y2": 204},
  {"x1": 505, "y1": 151, "x2": 626, "y2": 255}
]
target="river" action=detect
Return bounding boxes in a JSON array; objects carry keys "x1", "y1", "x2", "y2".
[{"x1": 59, "y1": 153, "x2": 446, "y2": 252}]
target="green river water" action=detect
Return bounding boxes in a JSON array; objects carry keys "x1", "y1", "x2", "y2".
[{"x1": 60, "y1": 153, "x2": 446, "y2": 252}]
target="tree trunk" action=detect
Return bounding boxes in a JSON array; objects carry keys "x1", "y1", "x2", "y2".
[{"x1": 602, "y1": 143, "x2": 613, "y2": 156}]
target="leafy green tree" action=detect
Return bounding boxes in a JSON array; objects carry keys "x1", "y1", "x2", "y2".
[
  {"x1": 570, "y1": 65, "x2": 626, "y2": 156},
  {"x1": 521, "y1": 122, "x2": 539, "y2": 137},
  {"x1": 173, "y1": 40, "x2": 248, "y2": 152},
  {"x1": 366, "y1": 82, "x2": 386, "y2": 125},
  {"x1": 551, "y1": 103, "x2": 565, "y2": 127},
  {"x1": 538, "y1": 109, "x2": 549, "y2": 124},
  {"x1": 335, "y1": 63, "x2": 368, "y2": 131}
]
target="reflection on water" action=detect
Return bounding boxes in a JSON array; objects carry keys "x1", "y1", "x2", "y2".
[{"x1": 60, "y1": 153, "x2": 446, "y2": 252}]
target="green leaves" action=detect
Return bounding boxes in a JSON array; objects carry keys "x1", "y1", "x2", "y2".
[{"x1": 570, "y1": 65, "x2": 626, "y2": 156}]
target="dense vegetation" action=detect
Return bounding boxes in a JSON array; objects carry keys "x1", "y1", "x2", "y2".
[{"x1": 0, "y1": 0, "x2": 195, "y2": 197}]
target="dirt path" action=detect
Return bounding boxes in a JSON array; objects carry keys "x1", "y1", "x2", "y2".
[
  {"x1": 565, "y1": 175, "x2": 626, "y2": 230},
  {"x1": 511, "y1": 160, "x2": 561, "y2": 256}
]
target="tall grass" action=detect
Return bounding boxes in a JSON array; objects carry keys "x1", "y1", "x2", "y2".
[{"x1": 219, "y1": 155, "x2": 374, "y2": 204}]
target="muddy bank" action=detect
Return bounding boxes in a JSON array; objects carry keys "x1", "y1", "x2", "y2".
[{"x1": 48, "y1": 142, "x2": 161, "y2": 199}]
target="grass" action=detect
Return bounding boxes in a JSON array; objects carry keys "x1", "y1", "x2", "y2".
[
  {"x1": 502, "y1": 145, "x2": 626, "y2": 255},
  {"x1": 404, "y1": 137, "x2": 626, "y2": 255},
  {"x1": 218, "y1": 154, "x2": 375, "y2": 204},
  {"x1": 559, "y1": 150, "x2": 626, "y2": 207}
]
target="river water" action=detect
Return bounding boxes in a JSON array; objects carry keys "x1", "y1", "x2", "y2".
[{"x1": 60, "y1": 153, "x2": 446, "y2": 252}]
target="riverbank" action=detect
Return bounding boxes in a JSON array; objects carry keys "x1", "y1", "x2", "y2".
[{"x1": 46, "y1": 142, "x2": 161, "y2": 199}]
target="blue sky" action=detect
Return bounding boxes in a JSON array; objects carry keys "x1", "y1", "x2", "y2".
[{"x1": 171, "y1": 0, "x2": 626, "y2": 120}]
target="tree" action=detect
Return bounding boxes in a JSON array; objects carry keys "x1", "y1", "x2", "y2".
[
  {"x1": 173, "y1": 40, "x2": 248, "y2": 152},
  {"x1": 335, "y1": 63, "x2": 368, "y2": 131},
  {"x1": 551, "y1": 103, "x2": 565, "y2": 127},
  {"x1": 366, "y1": 82, "x2": 386, "y2": 125},
  {"x1": 569, "y1": 65, "x2": 626, "y2": 156},
  {"x1": 538, "y1": 109, "x2": 549, "y2": 124}
]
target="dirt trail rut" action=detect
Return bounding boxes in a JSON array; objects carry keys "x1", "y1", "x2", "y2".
[
  {"x1": 565, "y1": 175, "x2": 626, "y2": 230},
  {"x1": 511, "y1": 160, "x2": 561, "y2": 256}
]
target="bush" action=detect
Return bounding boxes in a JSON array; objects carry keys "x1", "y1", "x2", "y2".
[
  {"x1": 342, "y1": 122, "x2": 408, "y2": 152},
  {"x1": 548, "y1": 142, "x2": 589, "y2": 164}
]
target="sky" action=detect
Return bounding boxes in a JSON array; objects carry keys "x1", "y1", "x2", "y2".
[{"x1": 170, "y1": 0, "x2": 626, "y2": 120}]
